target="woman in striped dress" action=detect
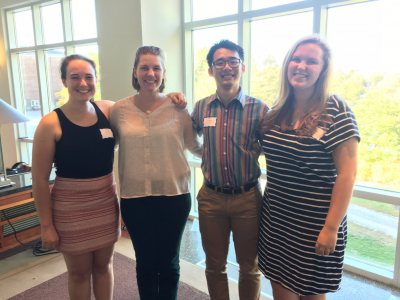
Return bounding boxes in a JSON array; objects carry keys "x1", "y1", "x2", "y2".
[{"x1": 258, "y1": 36, "x2": 360, "y2": 299}]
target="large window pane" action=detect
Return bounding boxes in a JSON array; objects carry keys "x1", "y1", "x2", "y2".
[
  {"x1": 192, "y1": 0, "x2": 237, "y2": 21},
  {"x1": 41, "y1": 3, "x2": 63, "y2": 44},
  {"x1": 327, "y1": 0, "x2": 400, "y2": 192},
  {"x1": 250, "y1": 11, "x2": 313, "y2": 105},
  {"x1": 70, "y1": 0, "x2": 97, "y2": 40},
  {"x1": 14, "y1": 9, "x2": 34, "y2": 48},
  {"x1": 192, "y1": 25, "x2": 237, "y2": 100},
  {"x1": 19, "y1": 52, "x2": 40, "y2": 120},
  {"x1": 45, "y1": 48, "x2": 65, "y2": 110},
  {"x1": 346, "y1": 197, "x2": 399, "y2": 276},
  {"x1": 17, "y1": 52, "x2": 40, "y2": 138}
]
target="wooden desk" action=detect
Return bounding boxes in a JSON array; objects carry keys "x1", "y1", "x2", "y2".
[{"x1": 0, "y1": 173, "x2": 43, "y2": 253}]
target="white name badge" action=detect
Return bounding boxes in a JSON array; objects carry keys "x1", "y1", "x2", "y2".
[
  {"x1": 312, "y1": 127, "x2": 326, "y2": 140},
  {"x1": 100, "y1": 128, "x2": 114, "y2": 139},
  {"x1": 204, "y1": 117, "x2": 217, "y2": 127}
]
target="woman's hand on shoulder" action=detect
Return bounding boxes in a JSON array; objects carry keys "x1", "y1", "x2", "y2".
[{"x1": 167, "y1": 92, "x2": 187, "y2": 109}]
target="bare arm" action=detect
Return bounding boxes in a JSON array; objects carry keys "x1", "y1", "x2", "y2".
[
  {"x1": 32, "y1": 112, "x2": 59, "y2": 250},
  {"x1": 315, "y1": 137, "x2": 358, "y2": 256}
]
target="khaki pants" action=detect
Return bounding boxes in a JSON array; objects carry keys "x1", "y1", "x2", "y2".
[{"x1": 197, "y1": 184, "x2": 262, "y2": 300}]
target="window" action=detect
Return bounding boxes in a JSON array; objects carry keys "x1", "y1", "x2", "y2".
[
  {"x1": 41, "y1": 3, "x2": 63, "y2": 44},
  {"x1": 249, "y1": 11, "x2": 313, "y2": 103},
  {"x1": 5, "y1": 0, "x2": 100, "y2": 163},
  {"x1": 70, "y1": 0, "x2": 97, "y2": 40},
  {"x1": 191, "y1": 0, "x2": 237, "y2": 21},
  {"x1": 326, "y1": 0, "x2": 400, "y2": 281},
  {"x1": 13, "y1": 9, "x2": 34, "y2": 47},
  {"x1": 327, "y1": 0, "x2": 400, "y2": 193},
  {"x1": 192, "y1": 25, "x2": 237, "y2": 100},
  {"x1": 184, "y1": 0, "x2": 400, "y2": 288}
]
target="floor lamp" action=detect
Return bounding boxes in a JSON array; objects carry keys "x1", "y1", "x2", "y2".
[{"x1": 0, "y1": 99, "x2": 30, "y2": 188}]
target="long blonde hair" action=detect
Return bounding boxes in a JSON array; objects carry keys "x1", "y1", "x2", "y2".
[{"x1": 266, "y1": 35, "x2": 332, "y2": 133}]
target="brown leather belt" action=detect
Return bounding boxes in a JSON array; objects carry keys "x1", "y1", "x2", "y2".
[{"x1": 204, "y1": 181, "x2": 258, "y2": 195}]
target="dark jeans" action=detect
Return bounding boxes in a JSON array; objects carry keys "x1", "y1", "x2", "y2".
[{"x1": 121, "y1": 194, "x2": 191, "y2": 300}]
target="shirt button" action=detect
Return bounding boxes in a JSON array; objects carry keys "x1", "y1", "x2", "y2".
[{"x1": 224, "y1": 123, "x2": 227, "y2": 126}]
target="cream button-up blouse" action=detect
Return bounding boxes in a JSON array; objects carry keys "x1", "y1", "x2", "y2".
[{"x1": 110, "y1": 95, "x2": 202, "y2": 198}]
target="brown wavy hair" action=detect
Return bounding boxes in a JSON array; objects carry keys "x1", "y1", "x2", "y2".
[{"x1": 132, "y1": 46, "x2": 166, "y2": 92}]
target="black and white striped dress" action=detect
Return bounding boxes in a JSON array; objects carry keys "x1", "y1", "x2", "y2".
[{"x1": 258, "y1": 95, "x2": 360, "y2": 295}]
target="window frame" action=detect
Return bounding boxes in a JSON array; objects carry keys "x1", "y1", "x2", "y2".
[{"x1": 4, "y1": 0, "x2": 99, "y2": 164}]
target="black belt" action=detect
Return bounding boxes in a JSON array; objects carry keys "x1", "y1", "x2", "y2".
[{"x1": 204, "y1": 181, "x2": 258, "y2": 195}]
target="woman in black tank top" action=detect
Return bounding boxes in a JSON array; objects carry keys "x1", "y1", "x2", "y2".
[{"x1": 32, "y1": 54, "x2": 119, "y2": 300}]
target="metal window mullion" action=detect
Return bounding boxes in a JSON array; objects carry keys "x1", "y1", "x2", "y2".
[
  {"x1": 183, "y1": 0, "x2": 191, "y2": 23},
  {"x1": 61, "y1": 0, "x2": 73, "y2": 42},
  {"x1": 316, "y1": 4, "x2": 328, "y2": 37},
  {"x1": 183, "y1": 30, "x2": 193, "y2": 109},
  {"x1": 353, "y1": 185, "x2": 400, "y2": 206},
  {"x1": 10, "y1": 53, "x2": 24, "y2": 111},
  {"x1": 9, "y1": 38, "x2": 97, "y2": 53},
  {"x1": 237, "y1": 0, "x2": 246, "y2": 92},
  {"x1": 32, "y1": 4, "x2": 49, "y2": 116},
  {"x1": 32, "y1": 5, "x2": 43, "y2": 46},
  {"x1": 10, "y1": 53, "x2": 28, "y2": 145},
  {"x1": 184, "y1": 14, "x2": 239, "y2": 31},
  {"x1": 5, "y1": 9, "x2": 17, "y2": 49},
  {"x1": 36, "y1": 50, "x2": 51, "y2": 115},
  {"x1": 393, "y1": 208, "x2": 400, "y2": 288}
]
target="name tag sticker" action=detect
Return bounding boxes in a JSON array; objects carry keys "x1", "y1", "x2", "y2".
[
  {"x1": 204, "y1": 117, "x2": 217, "y2": 127},
  {"x1": 312, "y1": 127, "x2": 326, "y2": 140},
  {"x1": 100, "y1": 128, "x2": 114, "y2": 139}
]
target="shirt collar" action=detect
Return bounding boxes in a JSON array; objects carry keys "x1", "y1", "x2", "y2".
[{"x1": 208, "y1": 88, "x2": 246, "y2": 108}]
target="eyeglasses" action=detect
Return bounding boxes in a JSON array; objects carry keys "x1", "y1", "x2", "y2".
[{"x1": 212, "y1": 57, "x2": 242, "y2": 69}]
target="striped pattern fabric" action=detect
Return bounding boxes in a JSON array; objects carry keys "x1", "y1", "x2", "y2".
[
  {"x1": 51, "y1": 173, "x2": 121, "y2": 255},
  {"x1": 192, "y1": 89, "x2": 268, "y2": 187},
  {"x1": 258, "y1": 95, "x2": 360, "y2": 295}
]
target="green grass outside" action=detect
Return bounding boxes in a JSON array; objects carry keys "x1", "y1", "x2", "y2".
[{"x1": 347, "y1": 222, "x2": 395, "y2": 268}]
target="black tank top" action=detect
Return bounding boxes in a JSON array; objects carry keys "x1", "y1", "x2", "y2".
[{"x1": 54, "y1": 101, "x2": 115, "y2": 178}]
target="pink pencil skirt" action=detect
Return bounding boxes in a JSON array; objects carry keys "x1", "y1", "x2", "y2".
[{"x1": 51, "y1": 172, "x2": 121, "y2": 255}]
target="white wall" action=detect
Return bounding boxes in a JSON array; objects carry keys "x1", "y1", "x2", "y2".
[
  {"x1": 0, "y1": 0, "x2": 184, "y2": 167},
  {"x1": 140, "y1": 0, "x2": 184, "y2": 93},
  {"x1": 96, "y1": 0, "x2": 143, "y2": 101}
]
